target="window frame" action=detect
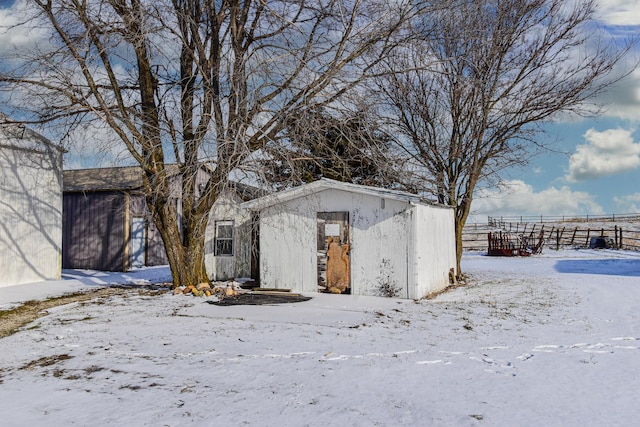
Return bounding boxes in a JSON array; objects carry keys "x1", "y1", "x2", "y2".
[{"x1": 214, "y1": 220, "x2": 234, "y2": 256}]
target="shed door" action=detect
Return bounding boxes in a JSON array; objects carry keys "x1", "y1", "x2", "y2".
[
  {"x1": 317, "y1": 212, "x2": 350, "y2": 294},
  {"x1": 130, "y1": 217, "x2": 146, "y2": 268}
]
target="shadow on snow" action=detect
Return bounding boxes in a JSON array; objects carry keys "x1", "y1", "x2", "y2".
[{"x1": 554, "y1": 259, "x2": 640, "y2": 277}]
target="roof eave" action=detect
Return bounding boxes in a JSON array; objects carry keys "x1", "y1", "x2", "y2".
[{"x1": 241, "y1": 178, "x2": 449, "y2": 211}]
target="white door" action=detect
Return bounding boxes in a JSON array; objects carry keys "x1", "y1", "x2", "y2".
[{"x1": 130, "y1": 217, "x2": 146, "y2": 268}]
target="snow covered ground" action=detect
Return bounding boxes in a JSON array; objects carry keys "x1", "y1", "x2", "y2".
[{"x1": 1, "y1": 249, "x2": 639, "y2": 426}]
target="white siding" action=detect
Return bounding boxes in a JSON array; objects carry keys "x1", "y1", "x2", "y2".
[
  {"x1": 349, "y1": 195, "x2": 412, "y2": 298},
  {"x1": 258, "y1": 188, "x2": 417, "y2": 297},
  {"x1": 413, "y1": 204, "x2": 457, "y2": 298},
  {"x1": 259, "y1": 197, "x2": 317, "y2": 292},
  {"x1": 0, "y1": 127, "x2": 62, "y2": 287},
  {"x1": 204, "y1": 190, "x2": 253, "y2": 280}
]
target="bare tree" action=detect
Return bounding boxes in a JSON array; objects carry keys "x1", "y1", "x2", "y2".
[
  {"x1": 375, "y1": 0, "x2": 634, "y2": 276},
  {"x1": 262, "y1": 106, "x2": 401, "y2": 190},
  {"x1": 1, "y1": 0, "x2": 415, "y2": 287}
]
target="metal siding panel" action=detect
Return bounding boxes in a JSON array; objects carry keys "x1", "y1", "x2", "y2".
[
  {"x1": 62, "y1": 192, "x2": 126, "y2": 271},
  {"x1": 414, "y1": 204, "x2": 457, "y2": 297},
  {"x1": 0, "y1": 136, "x2": 62, "y2": 286}
]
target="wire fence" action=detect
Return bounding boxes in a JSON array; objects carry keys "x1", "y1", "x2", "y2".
[
  {"x1": 463, "y1": 214, "x2": 640, "y2": 252},
  {"x1": 488, "y1": 213, "x2": 640, "y2": 227}
]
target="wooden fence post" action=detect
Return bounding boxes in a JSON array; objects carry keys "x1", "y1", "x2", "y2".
[{"x1": 586, "y1": 228, "x2": 590, "y2": 247}]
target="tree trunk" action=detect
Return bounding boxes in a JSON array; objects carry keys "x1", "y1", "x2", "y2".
[
  {"x1": 151, "y1": 198, "x2": 210, "y2": 288},
  {"x1": 454, "y1": 214, "x2": 464, "y2": 279},
  {"x1": 453, "y1": 197, "x2": 472, "y2": 279},
  {"x1": 165, "y1": 241, "x2": 209, "y2": 289}
]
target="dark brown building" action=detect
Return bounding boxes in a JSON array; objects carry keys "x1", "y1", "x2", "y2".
[
  {"x1": 62, "y1": 166, "x2": 174, "y2": 271},
  {"x1": 63, "y1": 165, "x2": 261, "y2": 279}
]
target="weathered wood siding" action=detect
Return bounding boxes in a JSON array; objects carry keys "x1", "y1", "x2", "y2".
[
  {"x1": 146, "y1": 221, "x2": 170, "y2": 266},
  {"x1": 0, "y1": 127, "x2": 62, "y2": 287},
  {"x1": 62, "y1": 192, "x2": 126, "y2": 271},
  {"x1": 204, "y1": 190, "x2": 253, "y2": 280}
]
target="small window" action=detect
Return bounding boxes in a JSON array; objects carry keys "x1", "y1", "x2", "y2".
[{"x1": 215, "y1": 221, "x2": 234, "y2": 256}]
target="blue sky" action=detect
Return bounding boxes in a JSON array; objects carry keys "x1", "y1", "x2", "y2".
[
  {"x1": 467, "y1": 1, "x2": 640, "y2": 220},
  {"x1": 473, "y1": 116, "x2": 640, "y2": 220},
  {"x1": 1, "y1": 0, "x2": 640, "y2": 219}
]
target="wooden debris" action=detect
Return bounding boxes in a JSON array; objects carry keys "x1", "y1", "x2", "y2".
[
  {"x1": 250, "y1": 290, "x2": 304, "y2": 297},
  {"x1": 196, "y1": 282, "x2": 211, "y2": 291}
]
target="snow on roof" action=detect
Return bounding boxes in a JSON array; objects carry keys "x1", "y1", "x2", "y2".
[{"x1": 241, "y1": 178, "x2": 451, "y2": 210}]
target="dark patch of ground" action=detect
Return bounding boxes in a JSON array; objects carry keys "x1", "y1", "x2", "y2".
[
  {"x1": 0, "y1": 286, "x2": 168, "y2": 339},
  {"x1": 208, "y1": 293, "x2": 312, "y2": 306}
]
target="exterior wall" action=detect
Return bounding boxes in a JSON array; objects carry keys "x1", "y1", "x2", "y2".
[
  {"x1": 145, "y1": 220, "x2": 170, "y2": 266},
  {"x1": 258, "y1": 188, "x2": 415, "y2": 297},
  {"x1": 0, "y1": 130, "x2": 62, "y2": 287},
  {"x1": 63, "y1": 191, "x2": 170, "y2": 271},
  {"x1": 62, "y1": 192, "x2": 126, "y2": 271},
  {"x1": 128, "y1": 194, "x2": 170, "y2": 267},
  {"x1": 204, "y1": 190, "x2": 253, "y2": 280},
  {"x1": 350, "y1": 196, "x2": 412, "y2": 298},
  {"x1": 413, "y1": 204, "x2": 457, "y2": 298},
  {"x1": 63, "y1": 170, "x2": 239, "y2": 272}
]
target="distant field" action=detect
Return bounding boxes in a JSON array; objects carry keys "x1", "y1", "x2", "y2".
[{"x1": 463, "y1": 214, "x2": 640, "y2": 252}]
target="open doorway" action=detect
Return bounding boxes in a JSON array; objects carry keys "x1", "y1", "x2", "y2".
[{"x1": 316, "y1": 212, "x2": 350, "y2": 294}]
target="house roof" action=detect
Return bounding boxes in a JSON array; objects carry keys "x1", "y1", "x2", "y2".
[
  {"x1": 63, "y1": 166, "x2": 149, "y2": 192},
  {"x1": 241, "y1": 178, "x2": 451, "y2": 211},
  {"x1": 230, "y1": 181, "x2": 268, "y2": 202},
  {"x1": 64, "y1": 165, "x2": 264, "y2": 200}
]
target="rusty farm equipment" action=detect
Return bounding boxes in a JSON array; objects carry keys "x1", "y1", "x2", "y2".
[{"x1": 487, "y1": 230, "x2": 544, "y2": 257}]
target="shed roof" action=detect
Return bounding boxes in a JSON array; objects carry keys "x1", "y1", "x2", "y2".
[{"x1": 241, "y1": 178, "x2": 450, "y2": 210}]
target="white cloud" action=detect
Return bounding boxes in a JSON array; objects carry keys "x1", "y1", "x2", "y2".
[
  {"x1": 613, "y1": 192, "x2": 640, "y2": 212},
  {"x1": 594, "y1": 0, "x2": 640, "y2": 26},
  {"x1": 598, "y1": 68, "x2": 640, "y2": 121},
  {"x1": 471, "y1": 180, "x2": 605, "y2": 220},
  {"x1": 0, "y1": 1, "x2": 49, "y2": 58},
  {"x1": 568, "y1": 1, "x2": 640, "y2": 122},
  {"x1": 566, "y1": 128, "x2": 640, "y2": 181}
]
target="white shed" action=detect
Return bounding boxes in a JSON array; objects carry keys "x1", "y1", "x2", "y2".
[
  {"x1": 242, "y1": 178, "x2": 456, "y2": 299},
  {"x1": 204, "y1": 184, "x2": 260, "y2": 281},
  {"x1": 0, "y1": 118, "x2": 63, "y2": 287}
]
